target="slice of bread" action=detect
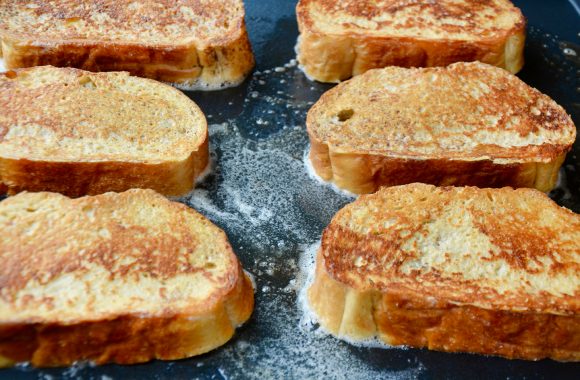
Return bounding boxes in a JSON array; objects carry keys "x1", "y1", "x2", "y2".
[
  {"x1": 0, "y1": 0, "x2": 254, "y2": 90},
  {"x1": 296, "y1": 0, "x2": 525, "y2": 82},
  {"x1": 309, "y1": 183, "x2": 580, "y2": 361},
  {"x1": 0, "y1": 189, "x2": 254, "y2": 367},
  {"x1": 307, "y1": 62, "x2": 576, "y2": 194},
  {"x1": 0, "y1": 66, "x2": 209, "y2": 197}
]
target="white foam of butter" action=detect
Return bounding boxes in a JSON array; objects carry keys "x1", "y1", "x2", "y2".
[
  {"x1": 179, "y1": 121, "x2": 349, "y2": 250},
  {"x1": 170, "y1": 75, "x2": 247, "y2": 92},
  {"x1": 0, "y1": 58, "x2": 6, "y2": 72},
  {"x1": 296, "y1": 241, "x2": 322, "y2": 333}
]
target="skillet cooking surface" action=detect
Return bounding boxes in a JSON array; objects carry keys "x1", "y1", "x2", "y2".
[{"x1": 3, "y1": 0, "x2": 579, "y2": 378}]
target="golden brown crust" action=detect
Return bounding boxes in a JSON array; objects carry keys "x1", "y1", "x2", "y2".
[
  {"x1": 309, "y1": 134, "x2": 566, "y2": 193},
  {"x1": 296, "y1": 0, "x2": 526, "y2": 82},
  {"x1": 0, "y1": 138, "x2": 208, "y2": 198},
  {"x1": 309, "y1": 184, "x2": 580, "y2": 360},
  {"x1": 320, "y1": 185, "x2": 580, "y2": 314},
  {"x1": 307, "y1": 63, "x2": 576, "y2": 193},
  {"x1": 309, "y1": 260, "x2": 580, "y2": 361},
  {"x1": 0, "y1": 67, "x2": 209, "y2": 197},
  {"x1": 0, "y1": 190, "x2": 254, "y2": 367},
  {"x1": 0, "y1": 272, "x2": 253, "y2": 367},
  {"x1": 0, "y1": 1, "x2": 254, "y2": 87}
]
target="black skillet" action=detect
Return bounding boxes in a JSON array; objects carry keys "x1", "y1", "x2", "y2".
[{"x1": 3, "y1": 0, "x2": 579, "y2": 378}]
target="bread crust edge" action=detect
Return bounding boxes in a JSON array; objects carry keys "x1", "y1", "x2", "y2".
[
  {"x1": 0, "y1": 118, "x2": 209, "y2": 197},
  {"x1": 0, "y1": 265, "x2": 254, "y2": 367},
  {"x1": 307, "y1": 133, "x2": 568, "y2": 194},
  {"x1": 0, "y1": 22, "x2": 255, "y2": 89},
  {"x1": 308, "y1": 250, "x2": 580, "y2": 361},
  {"x1": 0, "y1": 140, "x2": 209, "y2": 197}
]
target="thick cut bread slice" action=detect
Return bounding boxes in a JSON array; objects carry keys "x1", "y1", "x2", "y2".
[
  {"x1": 0, "y1": 0, "x2": 254, "y2": 89},
  {"x1": 307, "y1": 62, "x2": 576, "y2": 194},
  {"x1": 0, "y1": 66, "x2": 209, "y2": 197},
  {"x1": 309, "y1": 184, "x2": 580, "y2": 361},
  {"x1": 296, "y1": 0, "x2": 525, "y2": 83},
  {"x1": 0, "y1": 189, "x2": 254, "y2": 367}
]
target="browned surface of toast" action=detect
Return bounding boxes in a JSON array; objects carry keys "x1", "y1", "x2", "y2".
[
  {"x1": 0, "y1": 190, "x2": 254, "y2": 367},
  {"x1": 0, "y1": 0, "x2": 254, "y2": 88},
  {"x1": 296, "y1": 0, "x2": 526, "y2": 82},
  {"x1": 309, "y1": 184, "x2": 580, "y2": 361},
  {"x1": 0, "y1": 66, "x2": 209, "y2": 197},
  {"x1": 307, "y1": 62, "x2": 576, "y2": 194}
]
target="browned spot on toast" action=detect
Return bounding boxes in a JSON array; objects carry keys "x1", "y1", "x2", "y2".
[
  {"x1": 0, "y1": 0, "x2": 242, "y2": 45},
  {"x1": 303, "y1": 0, "x2": 523, "y2": 36},
  {"x1": 320, "y1": 184, "x2": 580, "y2": 314}
]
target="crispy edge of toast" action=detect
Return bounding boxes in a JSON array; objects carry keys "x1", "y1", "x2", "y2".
[
  {"x1": 308, "y1": 249, "x2": 580, "y2": 361},
  {"x1": 0, "y1": 262, "x2": 254, "y2": 367},
  {"x1": 0, "y1": 134, "x2": 209, "y2": 198},
  {"x1": 307, "y1": 130, "x2": 567, "y2": 194},
  {"x1": 296, "y1": 3, "x2": 526, "y2": 82},
  {"x1": 0, "y1": 21, "x2": 255, "y2": 89}
]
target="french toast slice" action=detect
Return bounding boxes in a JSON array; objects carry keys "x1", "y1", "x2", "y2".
[
  {"x1": 308, "y1": 183, "x2": 580, "y2": 361},
  {"x1": 0, "y1": 66, "x2": 209, "y2": 197},
  {"x1": 0, "y1": 189, "x2": 254, "y2": 367},
  {"x1": 0, "y1": 0, "x2": 254, "y2": 89},
  {"x1": 296, "y1": 0, "x2": 525, "y2": 83},
  {"x1": 307, "y1": 62, "x2": 576, "y2": 194}
]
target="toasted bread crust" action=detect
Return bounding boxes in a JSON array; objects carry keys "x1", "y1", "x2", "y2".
[
  {"x1": 296, "y1": 0, "x2": 525, "y2": 82},
  {"x1": 307, "y1": 63, "x2": 576, "y2": 193},
  {"x1": 310, "y1": 257, "x2": 580, "y2": 361},
  {"x1": 0, "y1": 1, "x2": 254, "y2": 88},
  {"x1": 0, "y1": 139, "x2": 208, "y2": 198},
  {"x1": 0, "y1": 67, "x2": 209, "y2": 197},
  {"x1": 0, "y1": 270, "x2": 253, "y2": 367},
  {"x1": 308, "y1": 184, "x2": 580, "y2": 360},
  {"x1": 0, "y1": 190, "x2": 254, "y2": 366},
  {"x1": 309, "y1": 135, "x2": 566, "y2": 193}
]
